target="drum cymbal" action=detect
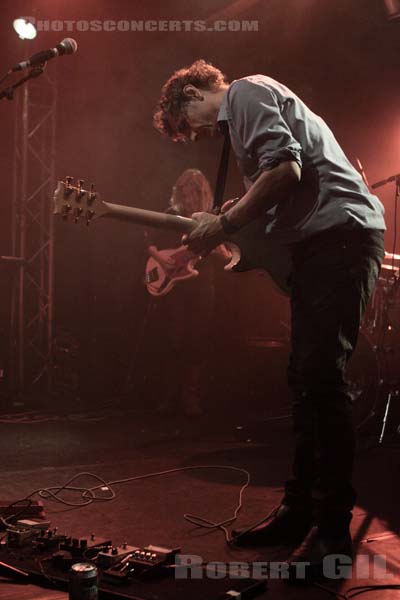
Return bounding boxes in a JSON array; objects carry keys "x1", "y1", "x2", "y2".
[
  {"x1": 385, "y1": 251, "x2": 400, "y2": 260},
  {"x1": 245, "y1": 337, "x2": 287, "y2": 348}
]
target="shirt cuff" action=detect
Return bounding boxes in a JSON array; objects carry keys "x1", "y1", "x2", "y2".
[{"x1": 259, "y1": 146, "x2": 303, "y2": 171}]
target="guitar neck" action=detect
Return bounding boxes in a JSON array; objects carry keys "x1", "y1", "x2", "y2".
[{"x1": 102, "y1": 201, "x2": 195, "y2": 233}]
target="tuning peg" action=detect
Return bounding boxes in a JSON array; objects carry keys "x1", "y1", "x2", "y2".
[
  {"x1": 85, "y1": 209, "x2": 95, "y2": 225},
  {"x1": 88, "y1": 183, "x2": 96, "y2": 205},
  {"x1": 76, "y1": 179, "x2": 85, "y2": 200},
  {"x1": 74, "y1": 207, "x2": 83, "y2": 223},
  {"x1": 64, "y1": 176, "x2": 74, "y2": 196}
]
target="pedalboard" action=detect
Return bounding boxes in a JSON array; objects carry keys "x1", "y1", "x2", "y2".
[
  {"x1": 0, "y1": 518, "x2": 266, "y2": 600},
  {"x1": 4, "y1": 521, "x2": 178, "y2": 581}
]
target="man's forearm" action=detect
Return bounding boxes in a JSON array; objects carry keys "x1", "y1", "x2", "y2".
[{"x1": 223, "y1": 160, "x2": 301, "y2": 229}]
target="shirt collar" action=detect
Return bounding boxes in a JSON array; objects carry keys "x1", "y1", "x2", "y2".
[{"x1": 217, "y1": 90, "x2": 229, "y2": 123}]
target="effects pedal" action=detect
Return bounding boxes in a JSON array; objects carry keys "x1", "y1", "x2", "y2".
[
  {"x1": 60, "y1": 534, "x2": 112, "y2": 559},
  {"x1": 6, "y1": 518, "x2": 52, "y2": 548},
  {"x1": 34, "y1": 529, "x2": 68, "y2": 552},
  {"x1": 48, "y1": 534, "x2": 113, "y2": 571},
  {"x1": 97, "y1": 543, "x2": 139, "y2": 569},
  {"x1": 103, "y1": 544, "x2": 180, "y2": 582},
  {"x1": 6, "y1": 527, "x2": 41, "y2": 548}
]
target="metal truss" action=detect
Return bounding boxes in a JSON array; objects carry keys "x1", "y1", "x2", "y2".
[{"x1": 11, "y1": 67, "x2": 57, "y2": 394}]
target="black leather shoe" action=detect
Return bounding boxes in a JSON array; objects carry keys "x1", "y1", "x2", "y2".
[
  {"x1": 287, "y1": 525, "x2": 353, "y2": 582},
  {"x1": 231, "y1": 504, "x2": 313, "y2": 546}
]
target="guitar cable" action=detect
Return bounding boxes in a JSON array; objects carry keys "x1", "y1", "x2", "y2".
[{"x1": 0, "y1": 465, "x2": 252, "y2": 544}]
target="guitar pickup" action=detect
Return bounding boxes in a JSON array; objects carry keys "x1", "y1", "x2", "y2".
[{"x1": 145, "y1": 267, "x2": 159, "y2": 284}]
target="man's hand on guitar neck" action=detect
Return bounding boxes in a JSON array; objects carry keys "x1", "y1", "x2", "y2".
[
  {"x1": 182, "y1": 212, "x2": 227, "y2": 256},
  {"x1": 183, "y1": 197, "x2": 241, "y2": 256}
]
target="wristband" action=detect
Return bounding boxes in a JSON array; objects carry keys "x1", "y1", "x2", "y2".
[{"x1": 220, "y1": 214, "x2": 241, "y2": 235}]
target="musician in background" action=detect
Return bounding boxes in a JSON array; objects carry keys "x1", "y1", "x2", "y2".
[{"x1": 146, "y1": 168, "x2": 229, "y2": 416}]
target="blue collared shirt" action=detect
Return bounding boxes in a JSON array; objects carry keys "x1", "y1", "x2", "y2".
[{"x1": 217, "y1": 75, "x2": 385, "y2": 242}]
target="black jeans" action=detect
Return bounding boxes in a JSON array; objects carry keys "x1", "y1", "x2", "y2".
[{"x1": 283, "y1": 227, "x2": 385, "y2": 530}]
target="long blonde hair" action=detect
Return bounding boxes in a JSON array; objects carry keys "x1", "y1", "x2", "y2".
[{"x1": 169, "y1": 169, "x2": 213, "y2": 217}]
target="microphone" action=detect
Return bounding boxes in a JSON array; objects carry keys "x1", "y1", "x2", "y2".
[
  {"x1": 11, "y1": 38, "x2": 78, "y2": 72},
  {"x1": 371, "y1": 174, "x2": 400, "y2": 190},
  {"x1": 371, "y1": 178, "x2": 389, "y2": 190}
]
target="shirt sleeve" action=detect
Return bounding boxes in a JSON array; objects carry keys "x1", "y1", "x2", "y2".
[{"x1": 227, "y1": 79, "x2": 303, "y2": 172}]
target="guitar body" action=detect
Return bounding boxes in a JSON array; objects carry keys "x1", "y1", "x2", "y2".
[
  {"x1": 225, "y1": 218, "x2": 292, "y2": 295},
  {"x1": 145, "y1": 246, "x2": 200, "y2": 297}
]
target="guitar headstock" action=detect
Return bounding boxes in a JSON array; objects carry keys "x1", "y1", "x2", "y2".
[{"x1": 53, "y1": 177, "x2": 107, "y2": 225}]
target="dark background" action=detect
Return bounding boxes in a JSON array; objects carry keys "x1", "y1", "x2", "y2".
[{"x1": 0, "y1": 0, "x2": 399, "y2": 404}]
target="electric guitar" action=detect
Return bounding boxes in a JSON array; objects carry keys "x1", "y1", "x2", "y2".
[
  {"x1": 144, "y1": 241, "x2": 233, "y2": 297},
  {"x1": 53, "y1": 178, "x2": 292, "y2": 295},
  {"x1": 145, "y1": 245, "x2": 202, "y2": 297}
]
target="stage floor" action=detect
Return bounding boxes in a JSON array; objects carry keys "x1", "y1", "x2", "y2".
[{"x1": 0, "y1": 403, "x2": 398, "y2": 599}]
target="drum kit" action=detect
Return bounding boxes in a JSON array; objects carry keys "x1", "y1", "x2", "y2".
[
  {"x1": 356, "y1": 250, "x2": 400, "y2": 442},
  {"x1": 353, "y1": 172, "x2": 400, "y2": 444}
]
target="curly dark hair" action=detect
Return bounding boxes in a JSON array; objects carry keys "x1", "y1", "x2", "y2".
[{"x1": 153, "y1": 59, "x2": 228, "y2": 142}]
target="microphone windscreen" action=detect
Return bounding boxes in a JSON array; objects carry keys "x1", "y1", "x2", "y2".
[{"x1": 59, "y1": 38, "x2": 78, "y2": 55}]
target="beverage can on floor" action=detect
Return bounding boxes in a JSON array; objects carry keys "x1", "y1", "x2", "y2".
[{"x1": 69, "y1": 562, "x2": 98, "y2": 600}]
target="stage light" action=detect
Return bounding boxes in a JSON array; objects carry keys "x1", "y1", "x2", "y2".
[
  {"x1": 384, "y1": 0, "x2": 400, "y2": 21},
  {"x1": 13, "y1": 18, "x2": 37, "y2": 40}
]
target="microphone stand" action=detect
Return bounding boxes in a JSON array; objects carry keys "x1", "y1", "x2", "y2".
[{"x1": 0, "y1": 64, "x2": 46, "y2": 102}]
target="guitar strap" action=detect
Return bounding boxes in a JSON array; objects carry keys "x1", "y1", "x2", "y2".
[{"x1": 213, "y1": 121, "x2": 231, "y2": 214}]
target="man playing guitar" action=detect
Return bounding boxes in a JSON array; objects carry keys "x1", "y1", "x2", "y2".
[{"x1": 153, "y1": 60, "x2": 386, "y2": 578}]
